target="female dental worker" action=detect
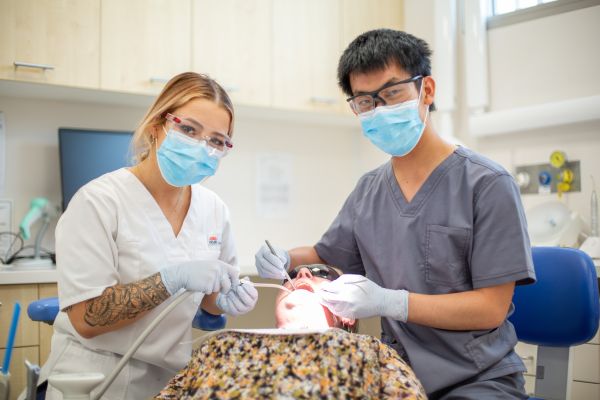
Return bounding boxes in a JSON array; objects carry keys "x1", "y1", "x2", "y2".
[{"x1": 38, "y1": 72, "x2": 258, "y2": 399}]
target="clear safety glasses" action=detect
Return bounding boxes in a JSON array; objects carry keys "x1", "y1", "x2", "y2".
[
  {"x1": 164, "y1": 113, "x2": 233, "y2": 158},
  {"x1": 283, "y1": 264, "x2": 341, "y2": 283},
  {"x1": 346, "y1": 75, "x2": 423, "y2": 114}
]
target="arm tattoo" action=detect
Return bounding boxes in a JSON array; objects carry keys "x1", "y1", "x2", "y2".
[{"x1": 84, "y1": 272, "x2": 170, "y2": 327}]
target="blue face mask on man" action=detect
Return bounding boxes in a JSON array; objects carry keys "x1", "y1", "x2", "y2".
[
  {"x1": 359, "y1": 88, "x2": 428, "y2": 157},
  {"x1": 157, "y1": 128, "x2": 219, "y2": 187}
]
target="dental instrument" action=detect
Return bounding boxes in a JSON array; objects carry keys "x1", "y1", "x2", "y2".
[
  {"x1": 90, "y1": 291, "x2": 192, "y2": 400},
  {"x1": 52, "y1": 277, "x2": 304, "y2": 399},
  {"x1": 265, "y1": 240, "x2": 296, "y2": 289},
  {"x1": 580, "y1": 175, "x2": 600, "y2": 259},
  {"x1": 0, "y1": 302, "x2": 21, "y2": 400},
  {"x1": 2, "y1": 302, "x2": 21, "y2": 374}
]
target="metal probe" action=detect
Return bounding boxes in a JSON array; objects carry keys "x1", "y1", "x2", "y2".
[{"x1": 265, "y1": 240, "x2": 296, "y2": 290}]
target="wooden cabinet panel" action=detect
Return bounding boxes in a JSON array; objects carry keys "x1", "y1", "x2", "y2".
[
  {"x1": 272, "y1": 0, "x2": 342, "y2": 112},
  {"x1": 0, "y1": 285, "x2": 39, "y2": 347},
  {"x1": 338, "y1": 0, "x2": 404, "y2": 115},
  {"x1": 0, "y1": 346, "x2": 39, "y2": 400},
  {"x1": 0, "y1": 0, "x2": 405, "y2": 111},
  {"x1": 572, "y1": 381, "x2": 600, "y2": 400},
  {"x1": 573, "y1": 343, "x2": 600, "y2": 383},
  {"x1": 0, "y1": 0, "x2": 100, "y2": 87},
  {"x1": 38, "y1": 283, "x2": 58, "y2": 366},
  {"x1": 192, "y1": 0, "x2": 271, "y2": 107},
  {"x1": 100, "y1": 0, "x2": 191, "y2": 94}
]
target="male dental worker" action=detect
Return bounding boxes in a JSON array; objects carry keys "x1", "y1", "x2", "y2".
[{"x1": 255, "y1": 29, "x2": 535, "y2": 399}]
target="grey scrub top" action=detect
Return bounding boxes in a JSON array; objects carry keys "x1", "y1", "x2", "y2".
[{"x1": 315, "y1": 146, "x2": 536, "y2": 394}]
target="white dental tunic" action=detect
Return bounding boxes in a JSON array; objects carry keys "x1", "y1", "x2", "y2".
[{"x1": 39, "y1": 168, "x2": 237, "y2": 400}]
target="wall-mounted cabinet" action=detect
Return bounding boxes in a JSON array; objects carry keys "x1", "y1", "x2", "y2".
[
  {"x1": 0, "y1": 0, "x2": 100, "y2": 88},
  {"x1": 100, "y1": 0, "x2": 191, "y2": 94},
  {"x1": 0, "y1": 0, "x2": 404, "y2": 114}
]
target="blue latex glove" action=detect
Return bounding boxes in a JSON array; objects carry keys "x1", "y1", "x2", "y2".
[
  {"x1": 254, "y1": 243, "x2": 290, "y2": 279},
  {"x1": 216, "y1": 279, "x2": 258, "y2": 316},
  {"x1": 317, "y1": 274, "x2": 409, "y2": 321},
  {"x1": 159, "y1": 260, "x2": 238, "y2": 295}
]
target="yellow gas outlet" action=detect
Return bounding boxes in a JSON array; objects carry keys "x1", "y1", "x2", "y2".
[{"x1": 550, "y1": 150, "x2": 567, "y2": 168}]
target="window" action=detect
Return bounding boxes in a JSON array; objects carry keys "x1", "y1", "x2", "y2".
[
  {"x1": 487, "y1": 0, "x2": 595, "y2": 29},
  {"x1": 490, "y1": 0, "x2": 558, "y2": 16}
]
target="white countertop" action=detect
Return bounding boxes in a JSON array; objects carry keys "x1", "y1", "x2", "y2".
[{"x1": 0, "y1": 267, "x2": 58, "y2": 284}]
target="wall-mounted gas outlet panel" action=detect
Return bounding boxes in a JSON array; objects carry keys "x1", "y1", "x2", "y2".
[{"x1": 515, "y1": 160, "x2": 580, "y2": 195}]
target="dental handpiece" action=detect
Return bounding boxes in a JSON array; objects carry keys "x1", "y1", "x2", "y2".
[
  {"x1": 265, "y1": 240, "x2": 296, "y2": 290},
  {"x1": 244, "y1": 280, "x2": 293, "y2": 293}
]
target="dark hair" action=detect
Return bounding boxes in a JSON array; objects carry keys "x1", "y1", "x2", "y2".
[{"x1": 338, "y1": 29, "x2": 436, "y2": 111}]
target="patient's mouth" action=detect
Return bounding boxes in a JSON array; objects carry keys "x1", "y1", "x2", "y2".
[{"x1": 293, "y1": 281, "x2": 314, "y2": 292}]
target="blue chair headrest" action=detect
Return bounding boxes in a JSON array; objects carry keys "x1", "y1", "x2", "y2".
[{"x1": 509, "y1": 247, "x2": 599, "y2": 347}]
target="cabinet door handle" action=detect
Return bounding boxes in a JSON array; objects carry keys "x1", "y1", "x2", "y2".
[
  {"x1": 149, "y1": 77, "x2": 170, "y2": 84},
  {"x1": 14, "y1": 61, "x2": 55, "y2": 71},
  {"x1": 310, "y1": 96, "x2": 337, "y2": 105}
]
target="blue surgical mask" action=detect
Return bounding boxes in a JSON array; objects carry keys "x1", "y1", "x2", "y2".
[
  {"x1": 156, "y1": 128, "x2": 219, "y2": 187},
  {"x1": 359, "y1": 95, "x2": 428, "y2": 157}
]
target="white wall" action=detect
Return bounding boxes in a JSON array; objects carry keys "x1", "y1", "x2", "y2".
[
  {"x1": 0, "y1": 96, "x2": 373, "y2": 273},
  {"x1": 476, "y1": 5, "x2": 600, "y2": 229},
  {"x1": 487, "y1": 6, "x2": 600, "y2": 111},
  {"x1": 0, "y1": 96, "x2": 147, "y2": 257}
]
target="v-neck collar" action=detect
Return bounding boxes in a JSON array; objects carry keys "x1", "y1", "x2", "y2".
[
  {"x1": 384, "y1": 148, "x2": 461, "y2": 216},
  {"x1": 123, "y1": 168, "x2": 194, "y2": 241}
]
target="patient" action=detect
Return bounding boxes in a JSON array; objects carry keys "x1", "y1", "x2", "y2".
[{"x1": 155, "y1": 265, "x2": 426, "y2": 399}]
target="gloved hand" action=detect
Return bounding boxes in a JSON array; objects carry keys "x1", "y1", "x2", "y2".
[
  {"x1": 317, "y1": 274, "x2": 409, "y2": 321},
  {"x1": 254, "y1": 243, "x2": 290, "y2": 279},
  {"x1": 216, "y1": 278, "x2": 258, "y2": 316},
  {"x1": 159, "y1": 260, "x2": 239, "y2": 296}
]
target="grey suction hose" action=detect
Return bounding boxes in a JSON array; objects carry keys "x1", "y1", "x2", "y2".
[{"x1": 91, "y1": 291, "x2": 193, "y2": 400}]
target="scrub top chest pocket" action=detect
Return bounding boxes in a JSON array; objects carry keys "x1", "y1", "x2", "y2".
[{"x1": 425, "y1": 224, "x2": 471, "y2": 287}]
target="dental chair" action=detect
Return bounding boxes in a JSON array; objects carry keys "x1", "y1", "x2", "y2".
[
  {"x1": 509, "y1": 247, "x2": 599, "y2": 400},
  {"x1": 26, "y1": 297, "x2": 225, "y2": 399}
]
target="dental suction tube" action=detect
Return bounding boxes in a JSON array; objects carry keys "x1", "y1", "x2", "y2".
[
  {"x1": 93, "y1": 280, "x2": 295, "y2": 399},
  {"x1": 91, "y1": 291, "x2": 192, "y2": 400}
]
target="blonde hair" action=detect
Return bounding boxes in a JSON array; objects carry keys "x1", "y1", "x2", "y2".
[{"x1": 130, "y1": 72, "x2": 234, "y2": 164}]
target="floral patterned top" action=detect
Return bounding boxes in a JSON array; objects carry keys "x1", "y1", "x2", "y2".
[{"x1": 154, "y1": 328, "x2": 426, "y2": 399}]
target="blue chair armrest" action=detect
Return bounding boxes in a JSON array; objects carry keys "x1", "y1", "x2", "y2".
[
  {"x1": 192, "y1": 309, "x2": 226, "y2": 331},
  {"x1": 28, "y1": 297, "x2": 59, "y2": 324},
  {"x1": 28, "y1": 297, "x2": 227, "y2": 330}
]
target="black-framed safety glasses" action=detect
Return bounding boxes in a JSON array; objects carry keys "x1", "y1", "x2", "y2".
[
  {"x1": 284, "y1": 264, "x2": 341, "y2": 283},
  {"x1": 346, "y1": 75, "x2": 423, "y2": 114}
]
